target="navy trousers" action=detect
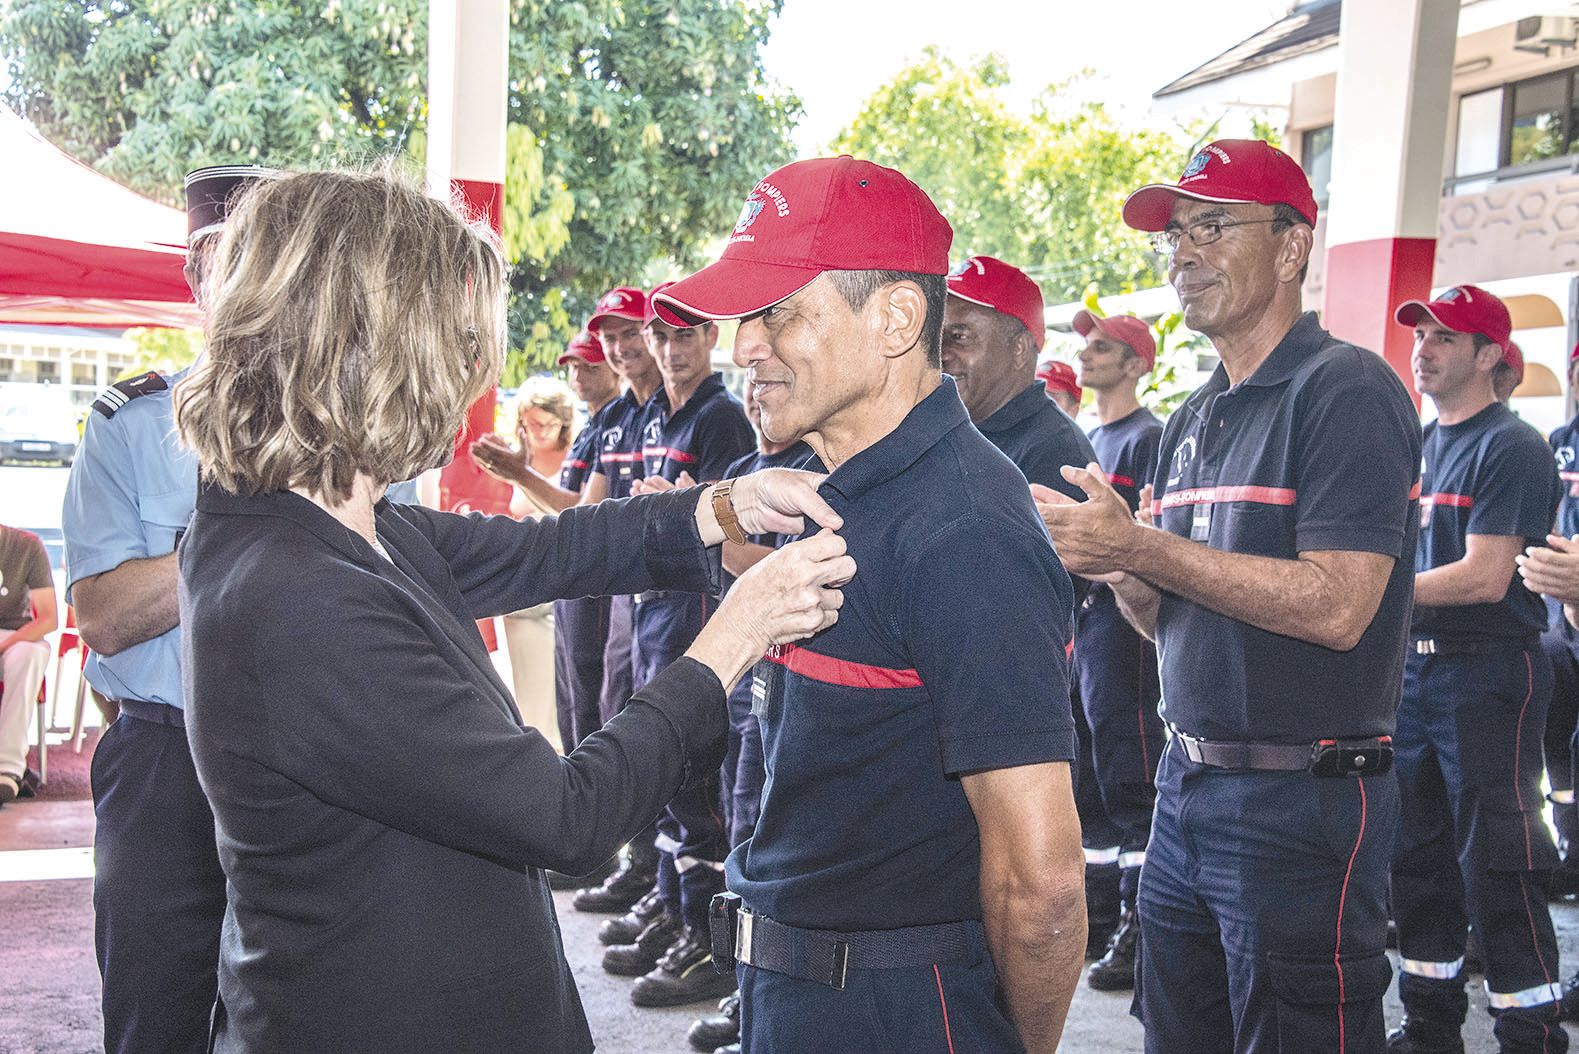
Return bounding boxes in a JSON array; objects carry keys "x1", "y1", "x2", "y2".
[
  {"x1": 553, "y1": 595, "x2": 609, "y2": 752},
  {"x1": 91, "y1": 711, "x2": 227, "y2": 1054},
  {"x1": 1392, "y1": 646, "x2": 1567, "y2": 1053},
  {"x1": 1543, "y1": 614, "x2": 1579, "y2": 855},
  {"x1": 737, "y1": 921, "x2": 1024, "y2": 1053},
  {"x1": 598, "y1": 595, "x2": 657, "y2": 875},
  {"x1": 634, "y1": 592, "x2": 727, "y2": 930},
  {"x1": 1073, "y1": 590, "x2": 1164, "y2": 907},
  {"x1": 721, "y1": 684, "x2": 765, "y2": 848},
  {"x1": 1134, "y1": 739, "x2": 1396, "y2": 1054}
]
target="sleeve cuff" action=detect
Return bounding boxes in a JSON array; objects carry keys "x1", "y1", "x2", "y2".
[
  {"x1": 643, "y1": 487, "x2": 722, "y2": 595},
  {"x1": 940, "y1": 727, "x2": 1077, "y2": 776},
  {"x1": 629, "y1": 656, "x2": 729, "y2": 786},
  {"x1": 63, "y1": 547, "x2": 147, "y2": 596},
  {"x1": 1295, "y1": 524, "x2": 1405, "y2": 557}
]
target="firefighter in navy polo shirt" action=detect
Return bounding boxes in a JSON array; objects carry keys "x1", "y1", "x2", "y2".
[
  {"x1": 1037, "y1": 358, "x2": 1083, "y2": 418},
  {"x1": 1041, "y1": 139, "x2": 1421, "y2": 1054},
  {"x1": 606, "y1": 284, "x2": 753, "y2": 1007},
  {"x1": 1390, "y1": 286, "x2": 1566, "y2": 1054},
  {"x1": 940, "y1": 254, "x2": 1114, "y2": 964},
  {"x1": 1539, "y1": 342, "x2": 1579, "y2": 909},
  {"x1": 1520, "y1": 342, "x2": 1579, "y2": 1020},
  {"x1": 654, "y1": 155, "x2": 1085, "y2": 1053},
  {"x1": 1069, "y1": 308, "x2": 1166, "y2": 993},
  {"x1": 571, "y1": 286, "x2": 668, "y2": 916},
  {"x1": 472, "y1": 329, "x2": 624, "y2": 760}
]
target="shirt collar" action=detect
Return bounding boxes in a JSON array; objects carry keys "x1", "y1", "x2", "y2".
[
  {"x1": 977, "y1": 382, "x2": 1052, "y2": 436},
  {"x1": 1188, "y1": 311, "x2": 1326, "y2": 420},
  {"x1": 664, "y1": 372, "x2": 727, "y2": 423},
  {"x1": 822, "y1": 376, "x2": 969, "y2": 503}
]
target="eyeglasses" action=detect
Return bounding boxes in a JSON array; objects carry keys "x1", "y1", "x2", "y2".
[{"x1": 1150, "y1": 218, "x2": 1280, "y2": 256}]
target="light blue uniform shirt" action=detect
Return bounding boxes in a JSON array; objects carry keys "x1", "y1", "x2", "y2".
[{"x1": 63, "y1": 369, "x2": 195, "y2": 709}]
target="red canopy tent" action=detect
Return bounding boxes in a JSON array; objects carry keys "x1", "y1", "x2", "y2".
[{"x1": 0, "y1": 105, "x2": 199, "y2": 328}]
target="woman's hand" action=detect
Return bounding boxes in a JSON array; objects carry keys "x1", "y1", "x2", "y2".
[
  {"x1": 470, "y1": 433, "x2": 530, "y2": 486},
  {"x1": 687, "y1": 530, "x2": 856, "y2": 691},
  {"x1": 696, "y1": 468, "x2": 840, "y2": 545}
]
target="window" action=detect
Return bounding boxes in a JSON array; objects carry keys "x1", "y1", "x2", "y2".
[
  {"x1": 71, "y1": 363, "x2": 97, "y2": 387},
  {"x1": 1456, "y1": 87, "x2": 1504, "y2": 182},
  {"x1": 35, "y1": 361, "x2": 58, "y2": 382},
  {"x1": 1301, "y1": 125, "x2": 1334, "y2": 207},
  {"x1": 1508, "y1": 71, "x2": 1571, "y2": 165}
]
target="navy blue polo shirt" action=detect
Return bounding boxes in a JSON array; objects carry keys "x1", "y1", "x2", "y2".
[
  {"x1": 640, "y1": 373, "x2": 755, "y2": 484},
  {"x1": 1089, "y1": 407, "x2": 1164, "y2": 514},
  {"x1": 591, "y1": 390, "x2": 650, "y2": 499},
  {"x1": 1550, "y1": 414, "x2": 1579, "y2": 539},
  {"x1": 560, "y1": 397, "x2": 622, "y2": 494},
  {"x1": 976, "y1": 381, "x2": 1097, "y2": 502},
  {"x1": 633, "y1": 374, "x2": 755, "y2": 673},
  {"x1": 726, "y1": 376, "x2": 1077, "y2": 932},
  {"x1": 1151, "y1": 312, "x2": 1421, "y2": 743},
  {"x1": 1416, "y1": 402, "x2": 1561, "y2": 643}
]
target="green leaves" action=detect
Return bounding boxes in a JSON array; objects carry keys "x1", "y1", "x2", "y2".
[
  {"x1": 833, "y1": 50, "x2": 1183, "y2": 309},
  {"x1": 2, "y1": 1, "x2": 796, "y2": 382}
]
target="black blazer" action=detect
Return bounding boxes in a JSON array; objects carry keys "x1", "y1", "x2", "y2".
[{"x1": 179, "y1": 485, "x2": 728, "y2": 1054}]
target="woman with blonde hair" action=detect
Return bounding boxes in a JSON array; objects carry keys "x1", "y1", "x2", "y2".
[{"x1": 173, "y1": 168, "x2": 852, "y2": 1053}]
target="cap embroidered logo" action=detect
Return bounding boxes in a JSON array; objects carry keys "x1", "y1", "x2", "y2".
[
  {"x1": 1441, "y1": 287, "x2": 1465, "y2": 303},
  {"x1": 736, "y1": 197, "x2": 765, "y2": 233},
  {"x1": 1182, "y1": 152, "x2": 1210, "y2": 180}
]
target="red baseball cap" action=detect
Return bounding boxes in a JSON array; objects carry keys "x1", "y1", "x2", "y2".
[
  {"x1": 643, "y1": 281, "x2": 677, "y2": 329},
  {"x1": 1072, "y1": 310, "x2": 1156, "y2": 371},
  {"x1": 652, "y1": 155, "x2": 953, "y2": 326},
  {"x1": 586, "y1": 286, "x2": 649, "y2": 334},
  {"x1": 1037, "y1": 360, "x2": 1081, "y2": 401},
  {"x1": 1570, "y1": 339, "x2": 1579, "y2": 363},
  {"x1": 947, "y1": 255, "x2": 1046, "y2": 350},
  {"x1": 1122, "y1": 139, "x2": 1319, "y2": 233},
  {"x1": 557, "y1": 330, "x2": 605, "y2": 366},
  {"x1": 1502, "y1": 341, "x2": 1524, "y2": 382},
  {"x1": 1393, "y1": 285, "x2": 1512, "y2": 350}
]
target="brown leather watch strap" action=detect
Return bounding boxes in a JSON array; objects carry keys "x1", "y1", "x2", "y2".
[{"x1": 711, "y1": 478, "x2": 747, "y2": 545}]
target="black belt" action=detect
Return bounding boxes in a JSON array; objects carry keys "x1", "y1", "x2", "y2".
[
  {"x1": 1169, "y1": 725, "x2": 1392, "y2": 777},
  {"x1": 708, "y1": 893, "x2": 975, "y2": 990},
  {"x1": 1411, "y1": 637, "x2": 1534, "y2": 656},
  {"x1": 116, "y1": 698, "x2": 185, "y2": 729}
]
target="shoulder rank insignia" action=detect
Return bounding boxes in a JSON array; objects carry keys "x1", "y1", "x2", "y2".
[{"x1": 92, "y1": 371, "x2": 168, "y2": 418}]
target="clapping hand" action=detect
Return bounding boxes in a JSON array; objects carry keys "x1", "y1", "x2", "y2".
[
  {"x1": 470, "y1": 432, "x2": 529, "y2": 486},
  {"x1": 1031, "y1": 463, "x2": 1143, "y2": 583},
  {"x1": 632, "y1": 471, "x2": 695, "y2": 496}
]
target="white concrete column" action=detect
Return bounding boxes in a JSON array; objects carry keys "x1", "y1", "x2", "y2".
[{"x1": 1323, "y1": 0, "x2": 1459, "y2": 403}]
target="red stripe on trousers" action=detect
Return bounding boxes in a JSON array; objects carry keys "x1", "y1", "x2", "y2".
[
  {"x1": 1333, "y1": 778, "x2": 1367, "y2": 1054},
  {"x1": 763, "y1": 644, "x2": 923, "y2": 690},
  {"x1": 933, "y1": 965, "x2": 956, "y2": 1054}
]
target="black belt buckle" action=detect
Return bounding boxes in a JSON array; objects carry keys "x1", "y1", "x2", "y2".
[
  {"x1": 1308, "y1": 737, "x2": 1393, "y2": 778},
  {"x1": 709, "y1": 892, "x2": 741, "y2": 973}
]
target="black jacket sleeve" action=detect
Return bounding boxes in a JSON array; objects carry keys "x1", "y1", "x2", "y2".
[{"x1": 392, "y1": 484, "x2": 720, "y2": 618}]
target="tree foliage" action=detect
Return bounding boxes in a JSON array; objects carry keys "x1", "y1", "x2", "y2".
[
  {"x1": 1, "y1": 1, "x2": 797, "y2": 375},
  {"x1": 833, "y1": 50, "x2": 1186, "y2": 306}
]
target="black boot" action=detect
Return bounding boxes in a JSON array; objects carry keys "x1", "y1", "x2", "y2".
[
  {"x1": 573, "y1": 859, "x2": 656, "y2": 913},
  {"x1": 1386, "y1": 1016, "x2": 1466, "y2": 1054},
  {"x1": 599, "y1": 888, "x2": 664, "y2": 946},
  {"x1": 548, "y1": 855, "x2": 617, "y2": 891},
  {"x1": 1087, "y1": 907, "x2": 1139, "y2": 991},
  {"x1": 631, "y1": 926, "x2": 738, "y2": 1007},
  {"x1": 687, "y1": 992, "x2": 740, "y2": 1052},
  {"x1": 1085, "y1": 880, "x2": 1121, "y2": 960},
  {"x1": 602, "y1": 910, "x2": 682, "y2": 977}
]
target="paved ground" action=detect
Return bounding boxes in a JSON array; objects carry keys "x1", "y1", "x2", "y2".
[{"x1": 3, "y1": 786, "x2": 1577, "y2": 1054}]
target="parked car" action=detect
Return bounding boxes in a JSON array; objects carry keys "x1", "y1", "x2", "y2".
[{"x1": 0, "y1": 387, "x2": 78, "y2": 465}]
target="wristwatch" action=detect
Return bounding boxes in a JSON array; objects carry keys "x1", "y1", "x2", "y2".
[{"x1": 711, "y1": 478, "x2": 747, "y2": 545}]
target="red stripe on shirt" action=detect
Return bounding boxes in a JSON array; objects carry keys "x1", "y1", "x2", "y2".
[
  {"x1": 564, "y1": 458, "x2": 590, "y2": 470},
  {"x1": 764, "y1": 644, "x2": 923, "y2": 690},
  {"x1": 1106, "y1": 473, "x2": 1135, "y2": 488},
  {"x1": 1561, "y1": 471, "x2": 1579, "y2": 482},
  {"x1": 643, "y1": 446, "x2": 698, "y2": 464},
  {"x1": 1158, "y1": 485, "x2": 1297, "y2": 511},
  {"x1": 601, "y1": 452, "x2": 642, "y2": 463},
  {"x1": 1409, "y1": 480, "x2": 1422, "y2": 500},
  {"x1": 1421, "y1": 493, "x2": 1473, "y2": 509}
]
